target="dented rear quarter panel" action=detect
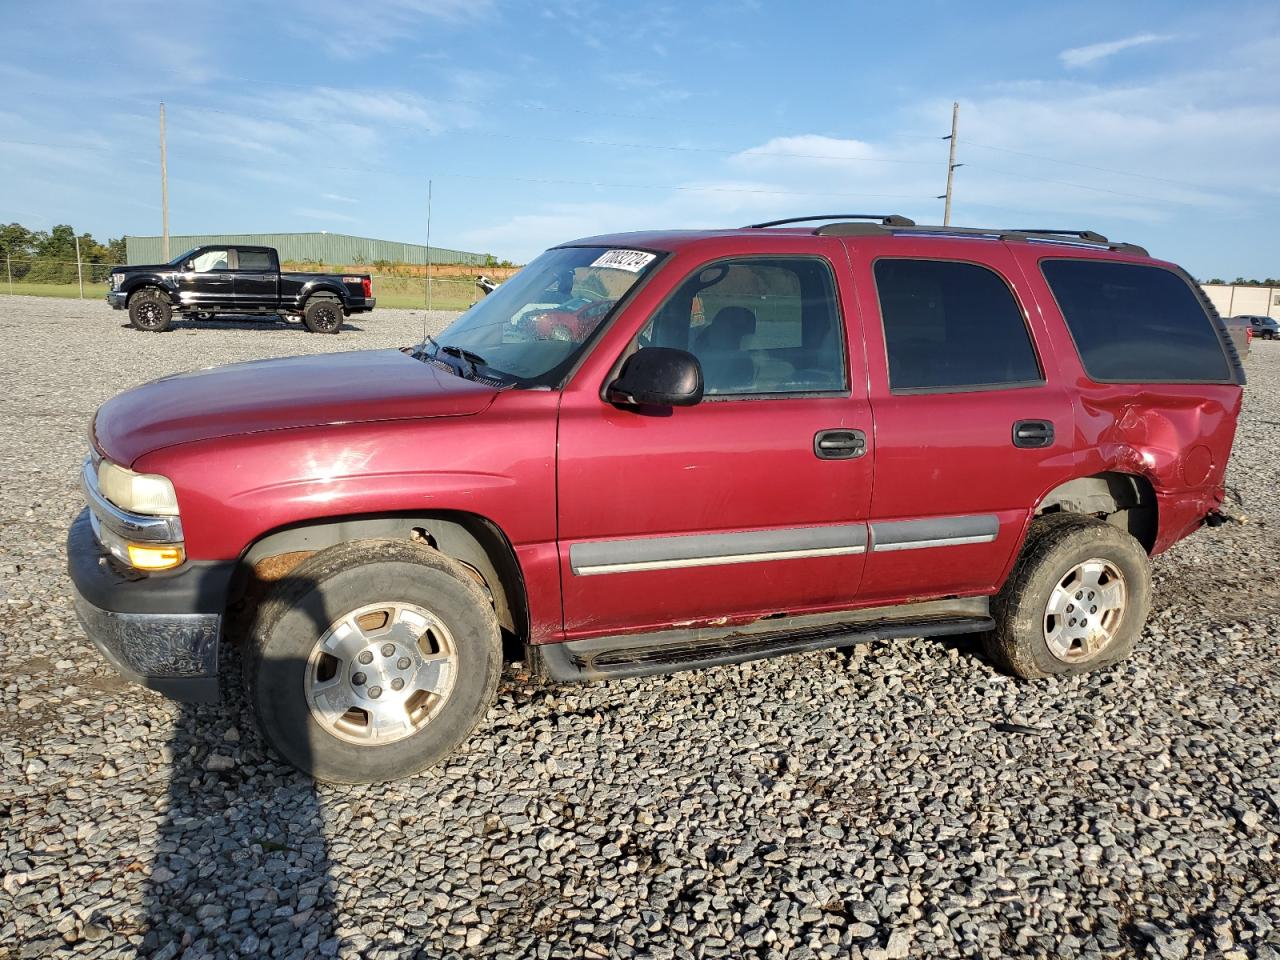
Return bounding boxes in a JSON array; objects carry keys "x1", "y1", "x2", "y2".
[{"x1": 1009, "y1": 244, "x2": 1244, "y2": 555}]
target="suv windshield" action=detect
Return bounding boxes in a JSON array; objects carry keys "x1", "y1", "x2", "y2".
[{"x1": 422, "y1": 246, "x2": 662, "y2": 386}]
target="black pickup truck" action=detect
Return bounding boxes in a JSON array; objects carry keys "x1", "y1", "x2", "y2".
[{"x1": 106, "y1": 245, "x2": 375, "y2": 333}]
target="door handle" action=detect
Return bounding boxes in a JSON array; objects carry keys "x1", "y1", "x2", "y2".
[
  {"x1": 1012, "y1": 419, "x2": 1054, "y2": 448},
  {"x1": 814, "y1": 428, "x2": 866, "y2": 460}
]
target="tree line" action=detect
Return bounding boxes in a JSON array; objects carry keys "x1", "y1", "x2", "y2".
[
  {"x1": 1203, "y1": 277, "x2": 1280, "y2": 287},
  {"x1": 1, "y1": 222, "x2": 127, "y2": 284}
]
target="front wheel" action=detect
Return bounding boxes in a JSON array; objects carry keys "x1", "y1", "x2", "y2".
[
  {"x1": 128, "y1": 289, "x2": 172, "y2": 332},
  {"x1": 983, "y1": 514, "x2": 1151, "y2": 679},
  {"x1": 244, "y1": 540, "x2": 502, "y2": 783}
]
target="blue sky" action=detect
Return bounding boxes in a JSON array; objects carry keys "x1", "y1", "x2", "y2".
[{"x1": 2, "y1": 0, "x2": 1278, "y2": 277}]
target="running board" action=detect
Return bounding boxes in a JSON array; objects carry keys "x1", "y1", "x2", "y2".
[{"x1": 532, "y1": 598, "x2": 991, "y2": 682}]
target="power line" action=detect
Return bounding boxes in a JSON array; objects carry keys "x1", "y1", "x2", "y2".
[
  {"x1": 962, "y1": 140, "x2": 1215, "y2": 191},
  {"x1": 3, "y1": 87, "x2": 943, "y2": 169},
  {"x1": 0, "y1": 136, "x2": 936, "y2": 201}
]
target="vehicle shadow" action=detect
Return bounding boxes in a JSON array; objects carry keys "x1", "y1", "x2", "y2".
[
  {"x1": 141, "y1": 575, "x2": 341, "y2": 958},
  {"x1": 117, "y1": 316, "x2": 364, "y2": 333}
]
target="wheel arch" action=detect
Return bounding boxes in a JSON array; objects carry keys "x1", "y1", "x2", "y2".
[
  {"x1": 234, "y1": 511, "x2": 529, "y2": 647},
  {"x1": 1032, "y1": 471, "x2": 1158, "y2": 553},
  {"x1": 125, "y1": 280, "x2": 173, "y2": 305},
  {"x1": 301, "y1": 281, "x2": 347, "y2": 306}
]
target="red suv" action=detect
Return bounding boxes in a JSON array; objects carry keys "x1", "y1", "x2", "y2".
[{"x1": 67, "y1": 215, "x2": 1245, "y2": 783}]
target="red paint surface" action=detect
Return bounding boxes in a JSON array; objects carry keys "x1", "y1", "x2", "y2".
[{"x1": 93, "y1": 228, "x2": 1244, "y2": 646}]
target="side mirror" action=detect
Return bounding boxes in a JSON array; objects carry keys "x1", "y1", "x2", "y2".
[
  {"x1": 607, "y1": 347, "x2": 703, "y2": 408},
  {"x1": 184, "y1": 260, "x2": 194, "y2": 272}
]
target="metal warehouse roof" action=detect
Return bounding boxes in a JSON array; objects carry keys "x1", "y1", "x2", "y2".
[{"x1": 125, "y1": 232, "x2": 487, "y2": 267}]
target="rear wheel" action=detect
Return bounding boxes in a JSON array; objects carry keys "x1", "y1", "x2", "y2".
[
  {"x1": 244, "y1": 540, "x2": 502, "y2": 783},
  {"x1": 983, "y1": 514, "x2": 1151, "y2": 679},
  {"x1": 128, "y1": 289, "x2": 172, "y2": 332},
  {"x1": 303, "y1": 295, "x2": 343, "y2": 334}
]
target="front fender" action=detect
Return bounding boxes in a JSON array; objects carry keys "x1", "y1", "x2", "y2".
[{"x1": 122, "y1": 275, "x2": 178, "y2": 302}]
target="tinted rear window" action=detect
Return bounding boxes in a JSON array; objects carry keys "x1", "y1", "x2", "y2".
[
  {"x1": 1041, "y1": 260, "x2": 1231, "y2": 383},
  {"x1": 874, "y1": 259, "x2": 1041, "y2": 391}
]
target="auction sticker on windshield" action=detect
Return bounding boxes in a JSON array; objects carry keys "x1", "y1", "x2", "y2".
[{"x1": 591, "y1": 249, "x2": 656, "y2": 272}]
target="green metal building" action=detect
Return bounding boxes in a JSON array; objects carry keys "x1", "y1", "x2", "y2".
[{"x1": 125, "y1": 232, "x2": 488, "y2": 267}]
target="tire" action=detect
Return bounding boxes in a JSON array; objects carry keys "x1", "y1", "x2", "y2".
[
  {"x1": 983, "y1": 513, "x2": 1151, "y2": 679},
  {"x1": 303, "y1": 296, "x2": 343, "y2": 334},
  {"x1": 244, "y1": 539, "x2": 502, "y2": 783},
  {"x1": 128, "y1": 289, "x2": 172, "y2": 332}
]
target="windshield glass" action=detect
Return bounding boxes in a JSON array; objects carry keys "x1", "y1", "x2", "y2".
[
  {"x1": 168, "y1": 248, "x2": 198, "y2": 267},
  {"x1": 425, "y1": 246, "x2": 662, "y2": 386}
]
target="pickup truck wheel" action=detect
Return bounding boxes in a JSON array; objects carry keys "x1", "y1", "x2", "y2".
[
  {"x1": 128, "y1": 289, "x2": 172, "y2": 332},
  {"x1": 983, "y1": 514, "x2": 1151, "y2": 679},
  {"x1": 303, "y1": 296, "x2": 343, "y2": 334},
  {"x1": 244, "y1": 539, "x2": 502, "y2": 783}
]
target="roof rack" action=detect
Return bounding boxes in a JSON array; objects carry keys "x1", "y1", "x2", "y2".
[
  {"x1": 746, "y1": 214, "x2": 916, "y2": 229},
  {"x1": 809, "y1": 220, "x2": 1147, "y2": 256}
]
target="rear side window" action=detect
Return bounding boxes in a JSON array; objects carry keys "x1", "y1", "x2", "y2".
[
  {"x1": 874, "y1": 259, "x2": 1042, "y2": 391},
  {"x1": 236, "y1": 248, "x2": 274, "y2": 270},
  {"x1": 1041, "y1": 260, "x2": 1231, "y2": 383}
]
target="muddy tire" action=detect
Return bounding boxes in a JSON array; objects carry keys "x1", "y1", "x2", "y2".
[
  {"x1": 984, "y1": 514, "x2": 1151, "y2": 679},
  {"x1": 128, "y1": 289, "x2": 172, "y2": 332},
  {"x1": 244, "y1": 539, "x2": 502, "y2": 783},
  {"x1": 303, "y1": 295, "x2": 343, "y2": 334}
]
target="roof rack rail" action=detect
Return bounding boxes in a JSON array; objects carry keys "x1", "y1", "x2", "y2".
[
  {"x1": 1008, "y1": 229, "x2": 1109, "y2": 243},
  {"x1": 745, "y1": 214, "x2": 915, "y2": 229},
  {"x1": 808, "y1": 221, "x2": 1148, "y2": 256}
]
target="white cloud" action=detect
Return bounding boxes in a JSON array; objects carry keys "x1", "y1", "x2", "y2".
[
  {"x1": 292, "y1": 207, "x2": 360, "y2": 224},
  {"x1": 1059, "y1": 33, "x2": 1175, "y2": 69},
  {"x1": 460, "y1": 45, "x2": 1280, "y2": 264}
]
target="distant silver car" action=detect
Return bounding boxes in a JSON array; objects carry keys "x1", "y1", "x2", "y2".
[
  {"x1": 1233, "y1": 314, "x2": 1280, "y2": 341},
  {"x1": 1224, "y1": 315, "x2": 1252, "y2": 359}
]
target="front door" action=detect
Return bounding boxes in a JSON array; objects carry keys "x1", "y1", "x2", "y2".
[
  {"x1": 175, "y1": 247, "x2": 234, "y2": 309},
  {"x1": 556, "y1": 247, "x2": 875, "y2": 640}
]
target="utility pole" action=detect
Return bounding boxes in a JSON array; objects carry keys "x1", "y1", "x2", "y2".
[
  {"x1": 6, "y1": 255, "x2": 12, "y2": 295},
  {"x1": 425, "y1": 179, "x2": 434, "y2": 313},
  {"x1": 940, "y1": 101, "x2": 962, "y2": 226},
  {"x1": 74, "y1": 232, "x2": 84, "y2": 299},
  {"x1": 160, "y1": 102, "x2": 170, "y2": 260}
]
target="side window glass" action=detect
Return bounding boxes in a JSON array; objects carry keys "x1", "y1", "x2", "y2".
[
  {"x1": 636, "y1": 258, "x2": 846, "y2": 397},
  {"x1": 191, "y1": 249, "x2": 230, "y2": 272},
  {"x1": 874, "y1": 259, "x2": 1041, "y2": 391},
  {"x1": 236, "y1": 249, "x2": 273, "y2": 271},
  {"x1": 1041, "y1": 260, "x2": 1232, "y2": 383}
]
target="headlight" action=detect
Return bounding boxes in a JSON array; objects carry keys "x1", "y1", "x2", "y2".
[
  {"x1": 111, "y1": 272, "x2": 124, "y2": 290},
  {"x1": 97, "y1": 461, "x2": 180, "y2": 516}
]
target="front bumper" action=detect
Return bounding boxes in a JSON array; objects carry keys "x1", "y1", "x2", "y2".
[
  {"x1": 106, "y1": 290, "x2": 127, "y2": 309},
  {"x1": 67, "y1": 509, "x2": 235, "y2": 702}
]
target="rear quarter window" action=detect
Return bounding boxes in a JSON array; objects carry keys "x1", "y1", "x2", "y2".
[{"x1": 1041, "y1": 260, "x2": 1232, "y2": 383}]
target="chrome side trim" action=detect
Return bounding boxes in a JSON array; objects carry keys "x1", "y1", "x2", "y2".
[
  {"x1": 81, "y1": 458, "x2": 184, "y2": 543},
  {"x1": 571, "y1": 524, "x2": 867, "y2": 577},
  {"x1": 870, "y1": 515, "x2": 999, "y2": 552}
]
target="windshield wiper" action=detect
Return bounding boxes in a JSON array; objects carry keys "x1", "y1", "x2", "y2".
[{"x1": 439, "y1": 344, "x2": 489, "y2": 379}]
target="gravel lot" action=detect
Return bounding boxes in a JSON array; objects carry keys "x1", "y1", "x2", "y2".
[{"x1": 1, "y1": 294, "x2": 1278, "y2": 960}]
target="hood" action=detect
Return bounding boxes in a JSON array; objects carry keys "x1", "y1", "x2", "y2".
[
  {"x1": 94, "y1": 349, "x2": 497, "y2": 465},
  {"x1": 116, "y1": 263, "x2": 174, "y2": 273}
]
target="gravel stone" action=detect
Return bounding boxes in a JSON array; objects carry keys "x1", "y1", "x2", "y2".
[{"x1": 1, "y1": 296, "x2": 1279, "y2": 958}]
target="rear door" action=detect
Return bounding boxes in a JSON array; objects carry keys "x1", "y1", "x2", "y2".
[
  {"x1": 849, "y1": 237, "x2": 1077, "y2": 603},
  {"x1": 555, "y1": 241, "x2": 875, "y2": 640},
  {"x1": 175, "y1": 247, "x2": 234, "y2": 309},
  {"x1": 231, "y1": 247, "x2": 279, "y2": 308}
]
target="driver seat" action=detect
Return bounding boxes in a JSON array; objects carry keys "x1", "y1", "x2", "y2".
[{"x1": 694, "y1": 306, "x2": 757, "y2": 393}]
